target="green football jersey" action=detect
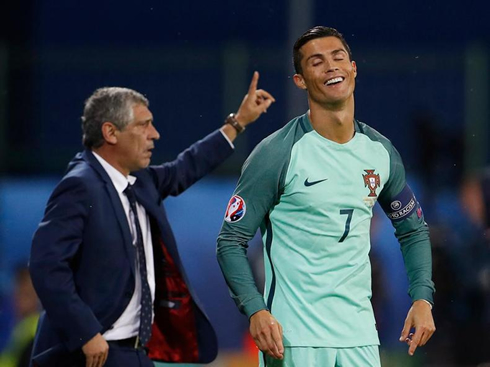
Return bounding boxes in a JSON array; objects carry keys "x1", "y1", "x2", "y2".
[{"x1": 217, "y1": 113, "x2": 434, "y2": 347}]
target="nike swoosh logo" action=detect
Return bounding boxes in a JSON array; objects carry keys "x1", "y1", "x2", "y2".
[{"x1": 304, "y1": 178, "x2": 328, "y2": 187}]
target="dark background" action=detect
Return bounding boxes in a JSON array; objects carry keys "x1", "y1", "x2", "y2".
[{"x1": 0, "y1": 1, "x2": 489, "y2": 366}]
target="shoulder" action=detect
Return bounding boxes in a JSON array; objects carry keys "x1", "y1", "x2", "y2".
[
  {"x1": 54, "y1": 153, "x2": 103, "y2": 197},
  {"x1": 245, "y1": 114, "x2": 309, "y2": 169},
  {"x1": 355, "y1": 120, "x2": 396, "y2": 155}
]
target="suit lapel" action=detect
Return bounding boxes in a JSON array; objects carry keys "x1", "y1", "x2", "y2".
[
  {"x1": 83, "y1": 150, "x2": 136, "y2": 276},
  {"x1": 133, "y1": 185, "x2": 187, "y2": 278}
]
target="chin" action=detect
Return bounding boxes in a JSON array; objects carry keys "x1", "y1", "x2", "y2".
[
  {"x1": 130, "y1": 161, "x2": 151, "y2": 173},
  {"x1": 326, "y1": 91, "x2": 352, "y2": 104},
  {"x1": 142, "y1": 158, "x2": 152, "y2": 168}
]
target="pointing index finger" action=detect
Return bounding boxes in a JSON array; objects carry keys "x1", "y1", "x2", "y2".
[{"x1": 248, "y1": 71, "x2": 259, "y2": 95}]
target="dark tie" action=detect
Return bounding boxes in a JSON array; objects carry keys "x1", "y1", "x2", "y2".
[{"x1": 124, "y1": 183, "x2": 152, "y2": 346}]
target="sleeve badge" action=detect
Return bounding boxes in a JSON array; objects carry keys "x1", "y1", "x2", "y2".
[{"x1": 224, "y1": 195, "x2": 246, "y2": 223}]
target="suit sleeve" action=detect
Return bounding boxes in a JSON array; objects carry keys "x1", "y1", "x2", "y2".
[
  {"x1": 378, "y1": 146, "x2": 435, "y2": 305},
  {"x1": 29, "y1": 176, "x2": 102, "y2": 351},
  {"x1": 149, "y1": 129, "x2": 234, "y2": 198},
  {"x1": 217, "y1": 139, "x2": 287, "y2": 318}
]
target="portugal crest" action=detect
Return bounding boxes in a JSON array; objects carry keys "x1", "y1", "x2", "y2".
[{"x1": 363, "y1": 169, "x2": 381, "y2": 197}]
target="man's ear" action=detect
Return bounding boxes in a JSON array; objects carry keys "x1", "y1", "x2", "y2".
[
  {"x1": 101, "y1": 122, "x2": 118, "y2": 145},
  {"x1": 293, "y1": 74, "x2": 307, "y2": 90},
  {"x1": 352, "y1": 61, "x2": 357, "y2": 78}
]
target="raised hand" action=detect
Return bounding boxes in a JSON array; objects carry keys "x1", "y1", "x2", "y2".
[{"x1": 235, "y1": 71, "x2": 276, "y2": 127}]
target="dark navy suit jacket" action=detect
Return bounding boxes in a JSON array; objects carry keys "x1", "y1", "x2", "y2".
[{"x1": 29, "y1": 130, "x2": 233, "y2": 366}]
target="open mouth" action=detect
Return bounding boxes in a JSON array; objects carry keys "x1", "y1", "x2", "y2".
[{"x1": 324, "y1": 76, "x2": 344, "y2": 86}]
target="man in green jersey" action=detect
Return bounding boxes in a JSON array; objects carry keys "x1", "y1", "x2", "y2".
[{"x1": 217, "y1": 26, "x2": 436, "y2": 366}]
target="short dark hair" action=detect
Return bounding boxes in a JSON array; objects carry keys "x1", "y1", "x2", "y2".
[
  {"x1": 293, "y1": 26, "x2": 353, "y2": 75},
  {"x1": 81, "y1": 87, "x2": 149, "y2": 148}
]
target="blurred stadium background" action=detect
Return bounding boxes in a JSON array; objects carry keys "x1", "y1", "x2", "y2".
[{"x1": 0, "y1": 1, "x2": 489, "y2": 366}]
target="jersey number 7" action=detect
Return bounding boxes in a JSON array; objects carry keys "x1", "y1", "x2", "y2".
[{"x1": 339, "y1": 209, "x2": 354, "y2": 243}]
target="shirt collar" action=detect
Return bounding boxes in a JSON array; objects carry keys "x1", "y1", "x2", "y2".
[{"x1": 92, "y1": 151, "x2": 137, "y2": 194}]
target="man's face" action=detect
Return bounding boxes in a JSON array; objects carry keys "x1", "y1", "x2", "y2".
[
  {"x1": 114, "y1": 104, "x2": 160, "y2": 174},
  {"x1": 294, "y1": 36, "x2": 357, "y2": 108}
]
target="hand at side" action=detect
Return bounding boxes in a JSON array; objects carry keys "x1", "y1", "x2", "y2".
[
  {"x1": 249, "y1": 310, "x2": 284, "y2": 360},
  {"x1": 82, "y1": 333, "x2": 109, "y2": 367},
  {"x1": 399, "y1": 300, "x2": 436, "y2": 356}
]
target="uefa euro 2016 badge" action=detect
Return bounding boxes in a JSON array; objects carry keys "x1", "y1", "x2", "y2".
[
  {"x1": 224, "y1": 195, "x2": 246, "y2": 223},
  {"x1": 362, "y1": 169, "x2": 381, "y2": 198}
]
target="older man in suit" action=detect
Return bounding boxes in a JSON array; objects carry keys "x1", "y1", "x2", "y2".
[{"x1": 29, "y1": 72, "x2": 274, "y2": 367}]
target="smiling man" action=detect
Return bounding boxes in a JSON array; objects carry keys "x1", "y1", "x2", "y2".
[
  {"x1": 217, "y1": 27, "x2": 436, "y2": 367},
  {"x1": 29, "y1": 73, "x2": 274, "y2": 367}
]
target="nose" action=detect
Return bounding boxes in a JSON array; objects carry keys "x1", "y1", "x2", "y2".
[
  {"x1": 149, "y1": 123, "x2": 160, "y2": 140},
  {"x1": 324, "y1": 59, "x2": 338, "y2": 73}
]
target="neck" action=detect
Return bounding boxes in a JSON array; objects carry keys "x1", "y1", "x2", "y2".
[
  {"x1": 308, "y1": 97, "x2": 355, "y2": 143},
  {"x1": 92, "y1": 146, "x2": 130, "y2": 177}
]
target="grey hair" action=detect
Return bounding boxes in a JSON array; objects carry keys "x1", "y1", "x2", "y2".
[{"x1": 81, "y1": 87, "x2": 149, "y2": 148}]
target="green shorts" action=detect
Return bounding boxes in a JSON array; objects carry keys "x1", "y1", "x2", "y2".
[{"x1": 259, "y1": 345, "x2": 381, "y2": 367}]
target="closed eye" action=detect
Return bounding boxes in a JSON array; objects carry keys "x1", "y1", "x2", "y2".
[{"x1": 332, "y1": 49, "x2": 348, "y2": 60}]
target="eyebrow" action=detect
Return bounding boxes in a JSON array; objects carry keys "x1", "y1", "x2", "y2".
[
  {"x1": 332, "y1": 49, "x2": 347, "y2": 56},
  {"x1": 305, "y1": 49, "x2": 347, "y2": 62},
  {"x1": 136, "y1": 118, "x2": 153, "y2": 124}
]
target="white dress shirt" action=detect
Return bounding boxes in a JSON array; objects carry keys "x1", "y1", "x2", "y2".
[{"x1": 92, "y1": 152, "x2": 156, "y2": 340}]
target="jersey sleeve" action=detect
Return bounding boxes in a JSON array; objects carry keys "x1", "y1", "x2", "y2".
[
  {"x1": 378, "y1": 145, "x2": 436, "y2": 305},
  {"x1": 217, "y1": 138, "x2": 287, "y2": 318}
]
